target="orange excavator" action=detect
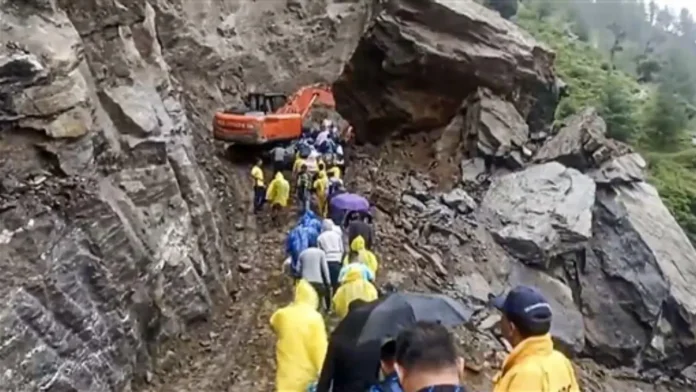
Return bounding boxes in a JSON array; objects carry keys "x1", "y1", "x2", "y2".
[{"x1": 213, "y1": 83, "x2": 339, "y2": 145}]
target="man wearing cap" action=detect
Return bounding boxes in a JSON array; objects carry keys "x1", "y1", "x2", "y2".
[{"x1": 490, "y1": 285, "x2": 580, "y2": 392}]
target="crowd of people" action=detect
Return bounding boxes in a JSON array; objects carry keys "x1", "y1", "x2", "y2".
[{"x1": 249, "y1": 119, "x2": 581, "y2": 392}]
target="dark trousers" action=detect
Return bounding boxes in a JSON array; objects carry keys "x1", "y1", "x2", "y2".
[
  {"x1": 297, "y1": 187, "x2": 309, "y2": 213},
  {"x1": 310, "y1": 282, "x2": 331, "y2": 311},
  {"x1": 253, "y1": 185, "x2": 265, "y2": 213},
  {"x1": 328, "y1": 262, "x2": 342, "y2": 292}
]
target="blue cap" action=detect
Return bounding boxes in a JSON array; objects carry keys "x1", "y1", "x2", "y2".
[{"x1": 490, "y1": 285, "x2": 552, "y2": 327}]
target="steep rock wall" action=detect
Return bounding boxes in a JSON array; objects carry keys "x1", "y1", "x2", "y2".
[{"x1": 0, "y1": 0, "x2": 374, "y2": 390}]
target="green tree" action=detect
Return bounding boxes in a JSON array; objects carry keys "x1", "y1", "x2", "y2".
[
  {"x1": 656, "y1": 6, "x2": 675, "y2": 32},
  {"x1": 598, "y1": 75, "x2": 639, "y2": 142},
  {"x1": 642, "y1": 85, "x2": 688, "y2": 150},
  {"x1": 677, "y1": 8, "x2": 695, "y2": 40},
  {"x1": 648, "y1": 0, "x2": 658, "y2": 25},
  {"x1": 485, "y1": 0, "x2": 519, "y2": 19}
]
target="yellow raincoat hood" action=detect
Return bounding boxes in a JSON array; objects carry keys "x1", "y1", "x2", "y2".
[
  {"x1": 266, "y1": 172, "x2": 290, "y2": 207},
  {"x1": 332, "y1": 269, "x2": 378, "y2": 320},
  {"x1": 294, "y1": 279, "x2": 319, "y2": 309},
  {"x1": 343, "y1": 235, "x2": 378, "y2": 277},
  {"x1": 493, "y1": 334, "x2": 579, "y2": 392},
  {"x1": 270, "y1": 279, "x2": 327, "y2": 392},
  {"x1": 350, "y1": 235, "x2": 366, "y2": 252}
]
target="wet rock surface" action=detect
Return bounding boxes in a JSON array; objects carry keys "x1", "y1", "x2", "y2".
[
  {"x1": 1, "y1": 0, "x2": 375, "y2": 391},
  {"x1": 3, "y1": 0, "x2": 696, "y2": 392},
  {"x1": 478, "y1": 162, "x2": 596, "y2": 266},
  {"x1": 333, "y1": 0, "x2": 558, "y2": 144}
]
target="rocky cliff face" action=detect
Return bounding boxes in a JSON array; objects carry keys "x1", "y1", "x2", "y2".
[{"x1": 0, "y1": 0, "x2": 374, "y2": 390}]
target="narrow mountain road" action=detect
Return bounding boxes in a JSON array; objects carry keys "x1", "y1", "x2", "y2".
[{"x1": 137, "y1": 160, "x2": 295, "y2": 392}]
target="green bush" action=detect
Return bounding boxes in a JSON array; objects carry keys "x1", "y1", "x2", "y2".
[{"x1": 517, "y1": 2, "x2": 696, "y2": 243}]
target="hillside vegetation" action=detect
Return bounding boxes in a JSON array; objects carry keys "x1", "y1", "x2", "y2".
[{"x1": 490, "y1": 0, "x2": 696, "y2": 243}]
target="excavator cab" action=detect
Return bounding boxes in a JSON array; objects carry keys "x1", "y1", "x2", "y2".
[
  {"x1": 245, "y1": 93, "x2": 288, "y2": 114},
  {"x1": 213, "y1": 83, "x2": 339, "y2": 145}
]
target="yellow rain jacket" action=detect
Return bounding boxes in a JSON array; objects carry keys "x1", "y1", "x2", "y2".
[
  {"x1": 292, "y1": 157, "x2": 306, "y2": 176},
  {"x1": 342, "y1": 236, "x2": 378, "y2": 277},
  {"x1": 493, "y1": 334, "x2": 580, "y2": 392},
  {"x1": 313, "y1": 171, "x2": 329, "y2": 216},
  {"x1": 266, "y1": 172, "x2": 290, "y2": 207},
  {"x1": 332, "y1": 266, "x2": 378, "y2": 319},
  {"x1": 251, "y1": 165, "x2": 264, "y2": 187},
  {"x1": 327, "y1": 166, "x2": 341, "y2": 179},
  {"x1": 270, "y1": 280, "x2": 328, "y2": 392}
]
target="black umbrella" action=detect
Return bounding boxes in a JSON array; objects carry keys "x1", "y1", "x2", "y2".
[{"x1": 356, "y1": 292, "x2": 474, "y2": 345}]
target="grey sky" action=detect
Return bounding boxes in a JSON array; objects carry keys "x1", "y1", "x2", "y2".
[{"x1": 657, "y1": 0, "x2": 695, "y2": 14}]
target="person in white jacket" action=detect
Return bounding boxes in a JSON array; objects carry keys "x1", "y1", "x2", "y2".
[
  {"x1": 298, "y1": 247, "x2": 331, "y2": 311},
  {"x1": 317, "y1": 219, "x2": 345, "y2": 291}
]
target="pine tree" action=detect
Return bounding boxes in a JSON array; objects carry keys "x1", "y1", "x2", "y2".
[{"x1": 599, "y1": 75, "x2": 638, "y2": 142}]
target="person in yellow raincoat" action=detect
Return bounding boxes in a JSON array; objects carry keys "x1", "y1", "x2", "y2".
[
  {"x1": 327, "y1": 165, "x2": 341, "y2": 179},
  {"x1": 332, "y1": 265, "x2": 378, "y2": 319},
  {"x1": 270, "y1": 279, "x2": 328, "y2": 392},
  {"x1": 266, "y1": 172, "x2": 290, "y2": 222},
  {"x1": 342, "y1": 235, "x2": 378, "y2": 278},
  {"x1": 313, "y1": 169, "x2": 329, "y2": 217},
  {"x1": 490, "y1": 285, "x2": 580, "y2": 392}
]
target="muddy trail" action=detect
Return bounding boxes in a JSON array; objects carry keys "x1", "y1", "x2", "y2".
[
  {"x1": 134, "y1": 135, "x2": 496, "y2": 392},
  {"x1": 136, "y1": 148, "x2": 295, "y2": 392}
]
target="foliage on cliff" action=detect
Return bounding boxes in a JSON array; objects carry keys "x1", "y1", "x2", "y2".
[{"x1": 513, "y1": 0, "x2": 696, "y2": 243}]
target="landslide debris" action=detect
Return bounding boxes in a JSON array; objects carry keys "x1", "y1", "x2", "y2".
[{"x1": 334, "y1": 0, "x2": 696, "y2": 390}]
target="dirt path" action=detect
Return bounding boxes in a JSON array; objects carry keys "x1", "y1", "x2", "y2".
[{"x1": 137, "y1": 159, "x2": 296, "y2": 392}]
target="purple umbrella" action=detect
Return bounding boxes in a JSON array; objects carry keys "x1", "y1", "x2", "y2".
[{"x1": 330, "y1": 193, "x2": 370, "y2": 212}]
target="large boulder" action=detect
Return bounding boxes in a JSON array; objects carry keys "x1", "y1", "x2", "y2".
[
  {"x1": 534, "y1": 108, "x2": 633, "y2": 172},
  {"x1": 436, "y1": 87, "x2": 530, "y2": 167},
  {"x1": 478, "y1": 162, "x2": 596, "y2": 266},
  {"x1": 581, "y1": 183, "x2": 696, "y2": 373},
  {"x1": 507, "y1": 263, "x2": 585, "y2": 356},
  {"x1": 333, "y1": 0, "x2": 558, "y2": 143}
]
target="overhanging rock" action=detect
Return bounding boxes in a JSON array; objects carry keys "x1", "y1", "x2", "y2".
[{"x1": 333, "y1": 0, "x2": 558, "y2": 144}]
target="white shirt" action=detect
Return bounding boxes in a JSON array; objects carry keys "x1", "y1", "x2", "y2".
[
  {"x1": 298, "y1": 247, "x2": 330, "y2": 285},
  {"x1": 317, "y1": 230, "x2": 344, "y2": 263},
  {"x1": 315, "y1": 130, "x2": 331, "y2": 146}
]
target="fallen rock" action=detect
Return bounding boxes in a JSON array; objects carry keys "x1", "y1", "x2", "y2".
[
  {"x1": 460, "y1": 157, "x2": 487, "y2": 184},
  {"x1": 534, "y1": 108, "x2": 633, "y2": 171},
  {"x1": 478, "y1": 162, "x2": 596, "y2": 266},
  {"x1": 589, "y1": 152, "x2": 646, "y2": 185},
  {"x1": 333, "y1": 0, "x2": 558, "y2": 143},
  {"x1": 401, "y1": 194, "x2": 427, "y2": 212},
  {"x1": 454, "y1": 272, "x2": 492, "y2": 304},
  {"x1": 440, "y1": 188, "x2": 477, "y2": 214},
  {"x1": 581, "y1": 183, "x2": 696, "y2": 372},
  {"x1": 238, "y1": 263, "x2": 253, "y2": 273},
  {"x1": 462, "y1": 88, "x2": 530, "y2": 167}
]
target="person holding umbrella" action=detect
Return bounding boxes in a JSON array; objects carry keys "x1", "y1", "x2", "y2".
[
  {"x1": 489, "y1": 285, "x2": 579, "y2": 392},
  {"x1": 316, "y1": 299, "x2": 384, "y2": 392}
]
